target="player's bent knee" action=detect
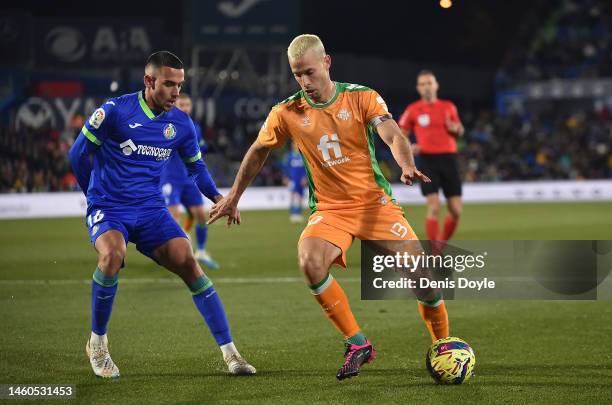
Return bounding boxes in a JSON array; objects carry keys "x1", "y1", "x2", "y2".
[
  {"x1": 298, "y1": 251, "x2": 327, "y2": 277},
  {"x1": 98, "y1": 249, "x2": 125, "y2": 273}
]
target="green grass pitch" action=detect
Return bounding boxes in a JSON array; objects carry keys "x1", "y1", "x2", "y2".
[{"x1": 1, "y1": 202, "x2": 611, "y2": 404}]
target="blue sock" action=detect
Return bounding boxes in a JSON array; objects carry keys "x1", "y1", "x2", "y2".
[
  {"x1": 195, "y1": 223, "x2": 207, "y2": 251},
  {"x1": 189, "y1": 275, "x2": 232, "y2": 346},
  {"x1": 91, "y1": 267, "x2": 118, "y2": 335}
]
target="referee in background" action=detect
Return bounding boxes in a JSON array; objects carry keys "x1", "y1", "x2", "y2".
[{"x1": 398, "y1": 70, "x2": 464, "y2": 242}]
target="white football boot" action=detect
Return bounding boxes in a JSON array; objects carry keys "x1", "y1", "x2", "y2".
[
  {"x1": 86, "y1": 333, "x2": 120, "y2": 379},
  {"x1": 224, "y1": 353, "x2": 257, "y2": 376}
]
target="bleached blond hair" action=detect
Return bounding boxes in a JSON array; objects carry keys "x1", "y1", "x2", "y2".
[{"x1": 287, "y1": 34, "x2": 326, "y2": 60}]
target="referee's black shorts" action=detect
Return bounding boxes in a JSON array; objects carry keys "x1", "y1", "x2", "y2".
[{"x1": 418, "y1": 153, "x2": 462, "y2": 198}]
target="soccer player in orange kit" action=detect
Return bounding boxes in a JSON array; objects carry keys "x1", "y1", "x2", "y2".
[
  {"x1": 209, "y1": 35, "x2": 450, "y2": 380},
  {"x1": 398, "y1": 70, "x2": 465, "y2": 242}
]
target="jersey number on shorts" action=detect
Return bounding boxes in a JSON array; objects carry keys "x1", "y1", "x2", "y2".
[
  {"x1": 87, "y1": 210, "x2": 105, "y2": 227},
  {"x1": 390, "y1": 222, "x2": 408, "y2": 238}
]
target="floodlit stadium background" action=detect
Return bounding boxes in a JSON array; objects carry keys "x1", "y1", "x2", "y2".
[{"x1": 1, "y1": 0, "x2": 610, "y2": 213}]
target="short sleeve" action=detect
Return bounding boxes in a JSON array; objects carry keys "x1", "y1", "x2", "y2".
[
  {"x1": 361, "y1": 90, "x2": 392, "y2": 127},
  {"x1": 397, "y1": 105, "x2": 414, "y2": 132},
  {"x1": 178, "y1": 118, "x2": 202, "y2": 163},
  {"x1": 448, "y1": 102, "x2": 460, "y2": 122},
  {"x1": 257, "y1": 107, "x2": 289, "y2": 149},
  {"x1": 81, "y1": 99, "x2": 117, "y2": 145}
]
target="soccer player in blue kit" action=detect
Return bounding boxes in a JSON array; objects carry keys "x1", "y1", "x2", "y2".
[
  {"x1": 161, "y1": 93, "x2": 219, "y2": 269},
  {"x1": 68, "y1": 51, "x2": 255, "y2": 378},
  {"x1": 284, "y1": 142, "x2": 307, "y2": 223}
]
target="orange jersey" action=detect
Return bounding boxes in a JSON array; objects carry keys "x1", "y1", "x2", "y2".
[
  {"x1": 397, "y1": 99, "x2": 460, "y2": 154},
  {"x1": 258, "y1": 82, "x2": 394, "y2": 212}
]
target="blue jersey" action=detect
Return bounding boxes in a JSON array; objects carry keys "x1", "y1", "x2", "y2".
[
  {"x1": 161, "y1": 122, "x2": 207, "y2": 185},
  {"x1": 71, "y1": 91, "x2": 212, "y2": 208},
  {"x1": 285, "y1": 150, "x2": 306, "y2": 182}
]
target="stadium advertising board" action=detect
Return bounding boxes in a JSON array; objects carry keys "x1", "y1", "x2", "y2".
[
  {"x1": 190, "y1": 0, "x2": 298, "y2": 45},
  {"x1": 1, "y1": 181, "x2": 611, "y2": 220},
  {"x1": 35, "y1": 19, "x2": 175, "y2": 66}
]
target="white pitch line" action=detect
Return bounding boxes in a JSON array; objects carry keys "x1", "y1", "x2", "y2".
[
  {"x1": 1, "y1": 276, "x2": 607, "y2": 286},
  {"x1": 0, "y1": 277, "x2": 361, "y2": 286}
]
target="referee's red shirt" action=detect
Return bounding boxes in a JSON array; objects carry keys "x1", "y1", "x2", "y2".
[{"x1": 398, "y1": 99, "x2": 460, "y2": 154}]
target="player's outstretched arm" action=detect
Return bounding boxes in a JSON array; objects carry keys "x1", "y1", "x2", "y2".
[
  {"x1": 185, "y1": 158, "x2": 222, "y2": 203},
  {"x1": 375, "y1": 118, "x2": 431, "y2": 186},
  {"x1": 68, "y1": 132, "x2": 98, "y2": 195},
  {"x1": 208, "y1": 140, "x2": 271, "y2": 225}
]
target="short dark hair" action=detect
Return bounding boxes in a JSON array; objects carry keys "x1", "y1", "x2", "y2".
[
  {"x1": 417, "y1": 69, "x2": 435, "y2": 79},
  {"x1": 145, "y1": 51, "x2": 184, "y2": 70}
]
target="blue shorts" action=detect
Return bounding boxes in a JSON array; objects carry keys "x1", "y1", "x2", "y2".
[
  {"x1": 86, "y1": 205, "x2": 187, "y2": 260},
  {"x1": 161, "y1": 182, "x2": 204, "y2": 208}
]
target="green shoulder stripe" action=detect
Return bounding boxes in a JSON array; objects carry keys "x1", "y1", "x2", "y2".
[
  {"x1": 337, "y1": 82, "x2": 372, "y2": 93},
  {"x1": 82, "y1": 127, "x2": 102, "y2": 146},
  {"x1": 276, "y1": 91, "x2": 303, "y2": 106},
  {"x1": 182, "y1": 151, "x2": 202, "y2": 163}
]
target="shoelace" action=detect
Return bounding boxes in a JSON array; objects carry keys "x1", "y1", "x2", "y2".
[
  {"x1": 91, "y1": 346, "x2": 114, "y2": 370},
  {"x1": 226, "y1": 354, "x2": 244, "y2": 365},
  {"x1": 342, "y1": 345, "x2": 360, "y2": 367}
]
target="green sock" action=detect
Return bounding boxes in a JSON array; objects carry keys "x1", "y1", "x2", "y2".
[{"x1": 347, "y1": 331, "x2": 367, "y2": 346}]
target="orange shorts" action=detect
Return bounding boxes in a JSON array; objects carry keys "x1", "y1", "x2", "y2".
[{"x1": 298, "y1": 201, "x2": 418, "y2": 268}]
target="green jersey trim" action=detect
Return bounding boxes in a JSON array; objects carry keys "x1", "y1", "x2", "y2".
[
  {"x1": 301, "y1": 152, "x2": 318, "y2": 213},
  {"x1": 82, "y1": 127, "x2": 102, "y2": 146},
  {"x1": 303, "y1": 82, "x2": 340, "y2": 109},
  {"x1": 138, "y1": 91, "x2": 156, "y2": 119},
  {"x1": 182, "y1": 151, "x2": 202, "y2": 163},
  {"x1": 366, "y1": 125, "x2": 395, "y2": 202},
  {"x1": 277, "y1": 91, "x2": 304, "y2": 106},
  {"x1": 337, "y1": 82, "x2": 372, "y2": 92}
]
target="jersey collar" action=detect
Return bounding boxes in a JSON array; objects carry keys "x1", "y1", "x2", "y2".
[
  {"x1": 303, "y1": 81, "x2": 340, "y2": 109},
  {"x1": 138, "y1": 91, "x2": 165, "y2": 120}
]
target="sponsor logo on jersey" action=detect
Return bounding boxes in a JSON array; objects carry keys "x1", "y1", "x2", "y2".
[
  {"x1": 89, "y1": 108, "x2": 105, "y2": 129},
  {"x1": 136, "y1": 144, "x2": 172, "y2": 160},
  {"x1": 417, "y1": 114, "x2": 430, "y2": 127},
  {"x1": 163, "y1": 123, "x2": 177, "y2": 139},
  {"x1": 119, "y1": 138, "x2": 172, "y2": 161},
  {"x1": 317, "y1": 133, "x2": 350, "y2": 167},
  {"x1": 120, "y1": 139, "x2": 137, "y2": 156},
  {"x1": 337, "y1": 109, "x2": 351, "y2": 121}
]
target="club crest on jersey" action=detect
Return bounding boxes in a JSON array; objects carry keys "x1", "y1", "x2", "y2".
[
  {"x1": 301, "y1": 116, "x2": 311, "y2": 126},
  {"x1": 417, "y1": 114, "x2": 430, "y2": 127},
  {"x1": 162, "y1": 123, "x2": 177, "y2": 139},
  {"x1": 89, "y1": 108, "x2": 105, "y2": 129},
  {"x1": 337, "y1": 109, "x2": 351, "y2": 121}
]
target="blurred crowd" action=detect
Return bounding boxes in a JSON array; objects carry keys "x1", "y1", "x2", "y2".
[
  {"x1": 497, "y1": 0, "x2": 612, "y2": 87},
  {"x1": 2, "y1": 0, "x2": 611, "y2": 194},
  {"x1": 4, "y1": 102, "x2": 609, "y2": 194},
  {"x1": 458, "y1": 104, "x2": 611, "y2": 181},
  {"x1": 0, "y1": 126, "x2": 77, "y2": 193}
]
